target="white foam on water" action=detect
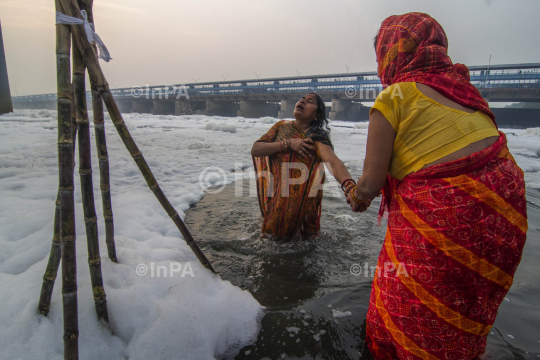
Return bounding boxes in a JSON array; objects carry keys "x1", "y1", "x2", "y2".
[
  {"x1": 259, "y1": 117, "x2": 277, "y2": 124},
  {"x1": 332, "y1": 309, "x2": 353, "y2": 319},
  {"x1": 286, "y1": 326, "x2": 300, "y2": 335},
  {"x1": 504, "y1": 128, "x2": 540, "y2": 189},
  {"x1": 204, "y1": 122, "x2": 237, "y2": 133},
  {"x1": 0, "y1": 109, "x2": 268, "y2": 360}
]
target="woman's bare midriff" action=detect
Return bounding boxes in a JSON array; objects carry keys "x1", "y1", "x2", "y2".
[{"x1": 422, "y1": 136, "x2": 499, "y2": 169}]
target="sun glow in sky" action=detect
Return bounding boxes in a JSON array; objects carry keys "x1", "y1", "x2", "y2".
[{"x1": 1, "y1": 0, "x2": 539, "y2": 95}]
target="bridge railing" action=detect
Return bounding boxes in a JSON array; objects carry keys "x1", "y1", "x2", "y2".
[{"x1": 11, "y1": 64, "x2": 540, "y2": 102}]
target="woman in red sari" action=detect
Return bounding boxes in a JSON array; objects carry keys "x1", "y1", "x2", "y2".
[
  {"x1": 252, "y1": 93, "x2": 355, "y2": 241},
  {"x1": 347, "y1": 13, "x2": 528, "y2": 359}
]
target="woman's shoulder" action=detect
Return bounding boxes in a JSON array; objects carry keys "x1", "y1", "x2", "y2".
[
  {"x1": 272, "y1": 119, "x2": 291, "y2": 126},
  {"x1": 375, "y1": 82, "x2": 417, "y2": 106},
  {"x1": 392, "y1": 82, "x2": 417, "y2": 93},
  {"x1": 267, "y1": 119, "x2": 289, "y2": 129}
]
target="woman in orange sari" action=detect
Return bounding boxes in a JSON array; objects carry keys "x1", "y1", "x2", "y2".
[
  {"x1": 347, "y1": 13, "x2": 528, "y2": 359},
  {"x1": 252, "y1": 93, "x2": 355, "y2": 241}
]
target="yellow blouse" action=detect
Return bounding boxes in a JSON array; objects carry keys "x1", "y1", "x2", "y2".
[{"x1": 370, "y1": 82, "x2": 499, "y2": 180}]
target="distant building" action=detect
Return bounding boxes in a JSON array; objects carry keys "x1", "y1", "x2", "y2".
[{"x1": 0, "y1": 21, "x2": 13, "y2": 115}]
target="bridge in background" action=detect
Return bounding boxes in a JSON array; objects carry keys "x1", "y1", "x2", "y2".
[{"x1": 12, "y1": 63, "x2": 540, "y2": 122}]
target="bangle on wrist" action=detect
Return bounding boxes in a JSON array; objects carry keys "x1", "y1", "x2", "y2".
[
  {"x1": 344, "y1": 184, "x2": 355, "y2": 196},
  {"x1": 350, "y1": 186, "x2": 365, "y2": 203},
  {"x1": 341, "y1": 178, "x2": 356, "y2": 191}
]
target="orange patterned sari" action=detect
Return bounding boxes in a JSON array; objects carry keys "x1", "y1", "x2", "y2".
[
  {"x1": 366, "y1": 133, "x2": 527, "y2": 359},
  {"x1": 253, "y1": 120, "x2": 325, "y2": 241}
]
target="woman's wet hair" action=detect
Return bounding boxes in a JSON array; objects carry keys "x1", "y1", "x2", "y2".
[{"x1": 305, "y1": 92, "x2": 333, "y2": 149}]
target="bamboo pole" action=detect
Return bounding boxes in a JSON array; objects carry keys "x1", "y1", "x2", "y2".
[
  {"x1": 38, "y1": 196, "x2": 61, "y2": 315},
  {"x1": 37, "y1": 25, "x2": 78, "y2": 320},
  {"x1": 55, "y1": 0, "x2": 79, "y2": 357},
  {"x1": 70, "y1": 84, "x2": 77, "y2": 156},
  {"x1": 37, "y1": 63, "x2": 77, "y2": 320},
  {"x1": 73, "y1": 28, "x2": 109, "y2": 322},
  {"x1": 84, "y1": 0, "x2": 117, "y2": 263},
  {"x1": 92, "y1": 86, "x2": 117, "y2": 263},
  {"x1": 58, "y1": 0, "x2": 215, "y2": 274}
]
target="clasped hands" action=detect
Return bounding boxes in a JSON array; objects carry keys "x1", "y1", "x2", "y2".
[{"x1": 342, "y1": 179, "x2": 372, "y2": 213}]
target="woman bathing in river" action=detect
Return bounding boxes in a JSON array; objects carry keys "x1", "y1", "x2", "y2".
[
  {"x1": 251, "y1": 93, "x2": 357, "y2": 241},
  {"x1": 346, "y1": 12, "x2": 527, "y2": 360}
]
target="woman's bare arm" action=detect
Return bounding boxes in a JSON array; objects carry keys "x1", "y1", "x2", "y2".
[
  {"x1": 318, "y1": 143, "x2": 353, "y2": 185},
  {"x1": 353, "y1": 109, "x2": 395, "y2": 202},
  {"x1": 251, "y1": 141, "x2": 283, "y2": 157}
]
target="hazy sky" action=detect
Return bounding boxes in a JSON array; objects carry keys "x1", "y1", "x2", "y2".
[{"x1": 1, "y1": 0, "x2": 539, "y2": 96}]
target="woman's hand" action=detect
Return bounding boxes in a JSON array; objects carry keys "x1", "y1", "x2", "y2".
[
  {"x1": 346, "y1": 189, "x2": 372, "y2": 213},
  {"x1": 289, "y1": 138, "x2": 316, "y2": 157}
]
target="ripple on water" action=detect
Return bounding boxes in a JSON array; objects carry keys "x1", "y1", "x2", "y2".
[{"x1": 186, "y1": 180, "x2": 384, "y2": 359}]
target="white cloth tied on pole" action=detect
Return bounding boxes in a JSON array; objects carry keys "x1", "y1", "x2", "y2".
[{"x1": 56, "y1": 10, "x2": 112, "y2": 62}]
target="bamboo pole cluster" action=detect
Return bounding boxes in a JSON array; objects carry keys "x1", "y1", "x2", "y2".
[
  {"x1": 38, "y1": 0, "x2": 216, "y2": 358},
  {"x1": 57, "y1": 0, "x2": 215, "y2": 274}
]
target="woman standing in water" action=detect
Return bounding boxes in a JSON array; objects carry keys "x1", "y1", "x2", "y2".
[
  {"x1": 251, "y1": 93, "x2": 357, "y2": 241},
  {"x1": 347, "y1": 13, "x2": 527, "y2": 359}
]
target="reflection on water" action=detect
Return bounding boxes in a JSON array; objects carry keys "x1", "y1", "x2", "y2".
[{"x1": 186, "y1": 181, "x2": 540, "y2": 359}]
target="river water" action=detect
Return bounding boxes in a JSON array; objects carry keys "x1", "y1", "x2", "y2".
[{"x1": 185, "y1": 178, "x2": 540, "y2": 359}]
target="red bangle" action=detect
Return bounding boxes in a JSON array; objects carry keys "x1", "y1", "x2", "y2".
[{"x1": 341, "y1": 179, "x2": 356, "y2": 191}]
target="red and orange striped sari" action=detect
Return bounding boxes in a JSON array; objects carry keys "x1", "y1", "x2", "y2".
[
  {"x1": 366, "y1": 133, "x2": 527, "y2": 359},
  {"x1": 253, "y1": 120, "x2": 325, "y2": 241}
]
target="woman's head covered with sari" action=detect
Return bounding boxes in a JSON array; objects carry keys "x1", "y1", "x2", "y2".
[{"x1": 374, "y1": 12, "x2": 495, "y2": 122}]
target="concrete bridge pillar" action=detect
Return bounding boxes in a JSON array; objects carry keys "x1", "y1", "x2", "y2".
[
  {"x1": 132, "y1": 100, "x2": 153, "y2": 114},
  {"x1": 116, "y1": 101, "x2": 133, "y2": 114},
  {"x1": 237, "y1": 101, "x2": 279, "y2": 118},
  {"x1": 329, "y1": 100, "x2": 369, "y2": 121},
  {"x1": 0, "y1": 22, "x2": 12, "y2": 115},
  {"x1": 152, "y1": 100, "x2": 175, "y2": 115},
  {"x1": 205, "y1": 101, "x2": 239, "y2": 117},
  {"x1": 278, "y1": 99, "x2": 296, "y2": 119},
  {"x1": 175, "y1": 100, "x2": 206, "y2": 115}
]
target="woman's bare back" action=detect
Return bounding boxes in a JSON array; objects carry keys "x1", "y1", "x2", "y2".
[{"x1": 416, "y1": 83, "x2": 499, "y2": 169}]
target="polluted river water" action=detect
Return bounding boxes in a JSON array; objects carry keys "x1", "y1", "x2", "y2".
[
  {"x1": 1, "y1": 110, "x2": 539, "y2": 359},
  {"x1": 186, "y1": 176, "x2": 540, "y2": 359}
]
